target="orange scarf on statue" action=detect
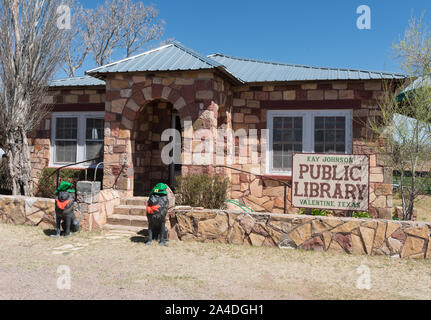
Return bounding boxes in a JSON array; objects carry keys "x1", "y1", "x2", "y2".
[
  {"x1": 56, "y1": 199, "x2": 71, "y2": 210},
  {"x1": 146, "y1": 204, "x2": 160, "y2": 215}
]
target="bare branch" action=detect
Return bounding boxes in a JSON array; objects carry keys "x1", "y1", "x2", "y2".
[{"x1": 0, "y1": 0, "x2": 72, "y2": 195}]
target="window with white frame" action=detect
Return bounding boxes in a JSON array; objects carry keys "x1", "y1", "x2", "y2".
[
  {"x1": 267, "y1": 110, "x2": 352, "y2": 175},
  {"x1": 51, "y1": 112, "x2": 105, "y2": 166}
]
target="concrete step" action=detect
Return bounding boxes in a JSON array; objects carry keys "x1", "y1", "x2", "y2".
[
  {"x1": 107, "y1": 214, "x2": 148, "y2": 228},
  {"x1": 113, "y1": 205, "x2": 147, "y2": 216},
  {"x1": 121, "y1": 197, "x2": 149, "y2": 206},
  {"x1": 102, "y1": 224, "x2": 144, "y2": 234}
]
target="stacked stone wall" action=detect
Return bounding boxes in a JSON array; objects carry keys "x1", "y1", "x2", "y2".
[
  {"x1": 171, "y1": 208, "x2": 431, "y2": 259},
  {"x1": 228, "y1": 80, "x2": 392, "y2": 218}
]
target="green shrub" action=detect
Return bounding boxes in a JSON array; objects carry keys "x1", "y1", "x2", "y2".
[
  {"x1": 298, "y1": 208, "x2": 331, "y2": 216},
  {"x1": 35, "y1": 167, "x2": 103, "y2": 199},
  {"x1": 0, "y1": 156, "x2": 12, "y2": 194},
  {"x1": 175, "y1": 173, "x2": 230, "y2": 209},
  {"x1": 352, "y1": 211, "x2": 373, "y2": 219}
]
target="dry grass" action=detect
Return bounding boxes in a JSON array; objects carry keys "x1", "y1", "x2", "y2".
[
  {"x1": 0, "y1": 223, "x2": 430, "y2": 300},
  {"x1": 393, "y1": 193, "x2": 431, "y2": 222}
]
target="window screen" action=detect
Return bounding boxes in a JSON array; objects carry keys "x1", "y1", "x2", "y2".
[{"x1": 272, "y1": 117, "x2": 303, "y2": 170}]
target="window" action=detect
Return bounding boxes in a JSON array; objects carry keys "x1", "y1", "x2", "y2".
[
  {"x1": 267, "y1": 110, "x2": 352, "y2": 175},
  {"x1": 85, "y1": 118, "x2": 104, "y2": 160},
  {"x1": 51, "y1": 112, "x2": 105, "y2": 166},
  {"x1": 55, "y1": 118, "x2": 77, "y2": 163}
]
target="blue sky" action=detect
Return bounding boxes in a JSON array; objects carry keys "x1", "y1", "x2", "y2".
[{"x1": 61, "y1": 0, "x2": 431, "y2": 78}]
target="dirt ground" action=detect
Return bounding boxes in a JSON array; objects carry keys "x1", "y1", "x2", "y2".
[{"x1": 0, "y1": 223, "x2": 430, "y2": 300}]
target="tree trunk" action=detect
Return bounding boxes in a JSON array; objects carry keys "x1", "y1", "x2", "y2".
[{"x1": 5, "y1": 128, "x2": 34, "y2": 196}]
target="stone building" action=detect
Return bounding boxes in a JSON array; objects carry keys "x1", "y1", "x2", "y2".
[{"x1": 29, "y1": 42, "x2": 405, "y2": 219}]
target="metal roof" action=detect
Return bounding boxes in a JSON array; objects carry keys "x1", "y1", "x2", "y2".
[
  {"x1": 50, "y1": 76, "x2": 105, "y2": 87},
  {"x1": 397, "y1": 76, "x2": 430, "y2": 102},
  {"x1": 86, "y1": 42, "x2": 224, "y2": 76},
  {"x1": 53, "y1": 43, "x2": 406, "y2": 88},
  {"x1": 208, "y1": 53, "x2": 406, "y2": 83}
]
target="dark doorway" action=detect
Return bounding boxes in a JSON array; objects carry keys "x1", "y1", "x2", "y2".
[{"x1": 169, "y1": 112, "x2": 182, "y2": 190}]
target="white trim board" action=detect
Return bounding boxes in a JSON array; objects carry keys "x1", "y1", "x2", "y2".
[{"x1": 266, "y1": 109, "x2": 353, "y2": 176}]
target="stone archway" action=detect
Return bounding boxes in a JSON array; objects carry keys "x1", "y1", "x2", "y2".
[
  {"x1": 132, "y1": 99, "x2": 181, "y2": 196},
  {"x1": 103, "y1": 73, "x2": 224, "y2": 197}
]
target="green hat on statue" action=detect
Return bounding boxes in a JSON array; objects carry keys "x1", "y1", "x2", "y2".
[
  {"x1": 56, "y1": 181, "x2": 75, "y2": 194},
  {"x1": 150, "y1": 183, "x2": 168, "y2": 195}
]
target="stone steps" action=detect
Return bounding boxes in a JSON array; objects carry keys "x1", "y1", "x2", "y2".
[
  {"x1": 102, "y1": 224, "x2": 144, "y2": 234},
  {"x1": 120, "y1": 197, "x2": 149, "y2": 206},
  {"x1": 105, "y1": 197, "x2": 150, "y2": 234},
  {"x1": 114, "y1": 205, "x2": 147, "y2": 216},
  {"x1": 107, "y1": 214, "x2": 148, "y2": 228}
]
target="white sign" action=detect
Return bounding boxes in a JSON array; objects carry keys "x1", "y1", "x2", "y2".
[{"x1": 292, "y1": 153, "x2": 370, "y2": 211}]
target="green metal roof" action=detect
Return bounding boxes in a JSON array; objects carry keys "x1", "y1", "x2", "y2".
[
  {"x1": 51, "y1": 42, "x2": 406, "y2": 87},
  {"x1": 86, "y1": 42, "x2": 224, "y2": 76},
  {"x1": 208, "y1": 53, "x2": 406, "y2": 83},
  {"x1": 50, "y1": 76, "x2": 105, "y2": 87}
]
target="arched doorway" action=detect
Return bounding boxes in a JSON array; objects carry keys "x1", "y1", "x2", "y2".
[{"x1": 132, "y1": 99, "x2": 182, "y2": 196}]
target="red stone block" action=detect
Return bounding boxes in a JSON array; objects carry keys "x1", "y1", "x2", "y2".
[
  {"x1": 348, "y1": 82, "x2": 364, "y2": 90},
  {"x1": 317, "y1": 83, "x2": 333, "y2": 90},
  {"x1": 300, "y1": 236, "x2": 324, "y2": 251},
  {"x1": 335, "y1": 233, "x2": 352, "y2": 253},
  {"x1": 105, "y1": 112, "x2": 116, "y2": 122},
  {"x1": 195, "y1": 79, "x2": 212, "y2": 90},
  {"x1": 152, "y1": 84, "x2": 163, "y2": 99},
  {"x1": 296, "y1": 90, "x2": 307, "y2": 100},
  {"x1": 180, "y1": 85, "x2": 195, "y2": 103},
  {"x1": 110, "y1": 121, "x2": 120, "y2": 137},
  {"x1": 391, "y1": 228, "x2": 406, "y2": 241},
  {"x1": 131, "y1": 90, "x2": 145, "y2": 106},
  {"x1": 106, "y1": 91, "x2": 120, "y2": 101},
  {"x1": 113, "y1": 145, "x2": 126, "y2": 153},
  {"x1": 255, "y1": 91, "x2": 268, "y2": 100},
  {"x1": 354, "y1": 90, "x2": 373, "y2": 100},
  {"x1": 78, "y1": 95, "x2": 89, "y2": 103},
  {"x1": 123, "y1": 107, "x2": 137, "y2": 121}
]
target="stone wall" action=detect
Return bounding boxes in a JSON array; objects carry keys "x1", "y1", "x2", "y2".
[
  {"x1": 171, "y1": 208, "x2": 431, "y2": 259},
  {"x1": 76, "y1": 181, "x2": 121, "y2": 231},
  {"x1": 228, "y1": 80, "x2": 394, "y2": 218},
  {"x1": 0, "y1": 185, "x2": 121, "y2": 232},
  {"x1": 0, "y1": 194, "x2": 55, "y2": 228},
  {"x1": 103, "y1": 70, "x2": 232, "y2": 196},
  {"x1": 29, "y1": 85, "x2": 106, "y2": 183}
]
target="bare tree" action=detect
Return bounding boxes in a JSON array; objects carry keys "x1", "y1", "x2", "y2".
[
  {"x1": 81, "y1": 0, "x2": 164, "y2": 67},
  {"x1": 369, "y1": 15, "x2": 431, "y2": 220},
  {"x1": 62, "y1": 4, "x2": 89, "y2": 77},
  {"x1": 0, "y1": 0, "x2": 71, "y2": 195}
]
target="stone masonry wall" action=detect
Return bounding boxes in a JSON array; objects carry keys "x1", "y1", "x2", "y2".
[
  {"x1": 0, "y1": 194, "x2": 55, "y2": 228},
  {"x1": 0, "y1": 188, "x2": 120, "y2": 232},
  {"x1": 103, "y1": 70, "x2": 232, "y2": 196},
  {"x1": 76, "y1": 181, "x2": 121, "y2": 231},
  {"x1": 29, "y1": 86, "x2": 106, "y2": 183},
  {"x1": 171, "y1": 208, "x2": 431, "y2": 259},
  {"x1": 228, "y1": 80, "x2": 393, "y2": 219}
]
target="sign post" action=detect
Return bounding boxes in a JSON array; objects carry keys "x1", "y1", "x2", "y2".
[{"x1": 292, "y1": 153, "x2": 370, "y2": 211}]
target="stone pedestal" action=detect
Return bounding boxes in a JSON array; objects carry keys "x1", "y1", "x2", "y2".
[{"x1": 76, "y1": 181, "x2": 102, "y2": 231}]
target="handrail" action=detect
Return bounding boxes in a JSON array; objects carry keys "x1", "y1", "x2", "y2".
[
  {"x1": 215, "y1": 165, "x2": 291, "y2": 214},
  {"x1": 47, "y1": 157, "x2": 102, "y2": 190},
  {"x1": 93, "y1": 161, "x2": 126, "y2": 182}
]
